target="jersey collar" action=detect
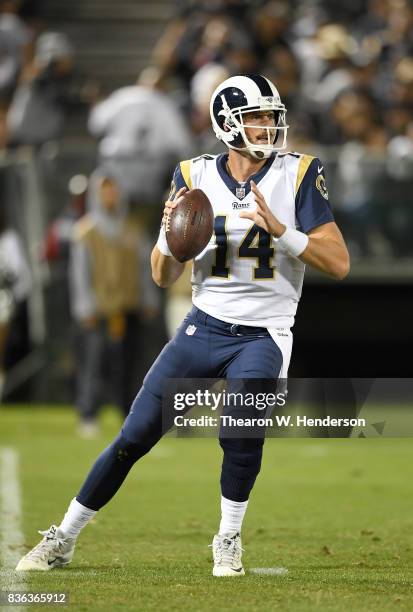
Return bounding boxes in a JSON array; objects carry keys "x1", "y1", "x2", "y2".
[{"x1": 216, "y1": 152, "x2": 276, "y2": 200}]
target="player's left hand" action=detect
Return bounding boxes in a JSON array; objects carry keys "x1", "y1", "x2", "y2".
[{"x1": 240, "y1": 180, "x2": 286, "y2": 237}]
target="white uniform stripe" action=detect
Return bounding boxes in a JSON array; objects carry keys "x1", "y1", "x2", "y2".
[
  {"x1": 244, "y1": 79, "x2": 264, "y2": 105},
  {"x1": 0, "y1": 447, "x2": 27, "y2": 606}
]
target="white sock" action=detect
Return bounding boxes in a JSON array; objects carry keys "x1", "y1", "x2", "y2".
[
  {"x1": 219, "y1": 496, "x2": 249, "y2": 536},
  {"x1": 58, "y1": 498, "x2": 97, "y2": 539}
]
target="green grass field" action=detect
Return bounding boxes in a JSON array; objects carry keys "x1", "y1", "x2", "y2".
[{"x1": 0, "y1": 406, "x2": 412, "y2": 611}]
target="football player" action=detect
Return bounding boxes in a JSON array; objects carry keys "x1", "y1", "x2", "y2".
[{"x1": 16, "y1": 75, "x2": 349, "y2": 576}]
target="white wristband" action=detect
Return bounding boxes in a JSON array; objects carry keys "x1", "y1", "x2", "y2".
[
  {"x1": 156, "y1": 225, "x2": 172, "y2": 256},
  {"x1": 276, "y1": 227, "x2": 309, "y2": 257}
]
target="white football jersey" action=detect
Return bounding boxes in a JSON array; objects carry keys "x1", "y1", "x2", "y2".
[{"x1": 170, "y1": 152, "x2": 333, "y2": 329}]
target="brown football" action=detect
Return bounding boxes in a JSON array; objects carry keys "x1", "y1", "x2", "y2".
[{"x1": 166, "y1": 189, "x2": 214, "y2": 263}]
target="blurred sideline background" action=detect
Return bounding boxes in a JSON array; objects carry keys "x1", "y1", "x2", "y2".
[{"x1": 0, "y1": 0, "x2": 412, "y2": 409}]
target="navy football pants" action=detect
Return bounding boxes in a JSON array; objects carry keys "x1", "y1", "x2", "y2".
[{"x1": 77, "y1": 307, "x2": 283, "y2": 509}]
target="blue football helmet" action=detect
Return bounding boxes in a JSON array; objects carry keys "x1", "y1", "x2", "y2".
[{"x1": 210, "y1": 74, "x2": 288, "y2": 160}]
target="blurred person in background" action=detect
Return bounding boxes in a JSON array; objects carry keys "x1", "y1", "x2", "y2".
[
  {"x1": 222, "y1": 24, "x2": 257, "y2": 75},
  {"x1": 385, "y1": 56, "x2": 413, "y2": 176},
  {"x1": 262, "y1": 45, "x2": 301, "y2": 111},
  {"x1": 0, "y1": 28, "x2": 20, "y2": 148},
  {"x1": 300, "y1": 24, "x2": 359, "y2": 140},
  {"x1": 357, "y1": 0, "x2": 413, "y2": 108},
  {"x1": 354, "y1": 0, "x2": 390, "y2": 37},
  {"x1": 391, "y1": 56, "x2": 413, "y2": 109},
  {"x1": 251, "y1": 0, "x2": 295, "y2": 70},
  {"x1": 6, "y1": 30, "x2": 74, "y2": 146},
  {"x1": 43, "y1": 174, "x2": 88, "y2": 265},
  {"x1": 378, "y1": 124, "x2": 413, "y2": 256},
  {"x1": 295, "y1": 21, "x2": 389, "y2": 145},
  {"x1": 0, "y1": 1, "x2": 30, "y2": 100},
  {"x1": 331, "y1": 88, "x2": 387, "y2": 256},
  {"x1": 317, "y1": 0, "x2": 368, "y2": 24},
  {"x1": 0, "y1": 0, "x2": 33, "y2": 148},
  {"x1": 190, "y1": 61, "x2": 229, "y2": 152},
  {"x1": 0, "y1": 0, "x2": 33, "y2": 85},
  {"x1": 384, "y1": 0, "x2": 413, "y2": 59},
  {"x1": 69, "y1": 166, "x2": 159, "y2": 437},
  {"x1": 378, "y1": 57, "x2": 413, "y2": 256},
  {"x1": 41, "y1": 174, "x2": 88, "y2": 365},
  {"x1": 88, "y1": 66, "x2": 193, "y2": 228},
  {"x1": 0, "y1": 0, "x2": 31, "y2": 48},
  {"x1": 191, "y1": 14, "x2": 231, "y2": 73},
  {"x1": 151, "y1": 0, "x2": 250, "y2": 89},
  {"x1": 0, "y1": 202, "x2": 31, "y2": 399}
]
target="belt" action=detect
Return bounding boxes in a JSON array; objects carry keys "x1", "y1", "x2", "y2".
[
  {"x1": 193, "y1": 307, "x2": 269, "y2": 337},
  {"x1": 229, "y1": 324, "x2": 269, "y2": 336}
]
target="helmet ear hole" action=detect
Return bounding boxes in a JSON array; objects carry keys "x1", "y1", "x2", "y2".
[{"x1": 223, "y1": 119, "x2": 233, "y2": 132}]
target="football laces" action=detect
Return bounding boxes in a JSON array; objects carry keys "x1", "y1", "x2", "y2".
[{"x1": 165, "y1": 212, "x2": 171, "y2": 233}]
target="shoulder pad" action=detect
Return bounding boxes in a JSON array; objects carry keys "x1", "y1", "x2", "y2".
[
  {"x1": 192, "y1": 154, "x2": 215, "y2": 163},
  {"x1": 278, "y1": 151, "x2": 301, "y2": 159},
  {"x1": 295, "y1": 154, "x2": 318, "y2": 195},
  {"x1": 179, "y1": 154, "x2": 217, "y2": 189}
]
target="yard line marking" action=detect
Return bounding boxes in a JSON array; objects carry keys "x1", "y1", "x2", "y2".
[
  {"x1": 250, "y1": 567, "x2": 289, "y2": 576},
  {"x1": 0, "y1": 447, "x2": 26, "y2": 609}
]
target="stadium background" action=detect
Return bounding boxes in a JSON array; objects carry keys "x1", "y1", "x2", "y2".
[
  {"x1": 0, "y1": 2, "x2": 412, "y2": 610},
  {"x1": 1, "y1": 0, "x2": 413, "y2": 403}
]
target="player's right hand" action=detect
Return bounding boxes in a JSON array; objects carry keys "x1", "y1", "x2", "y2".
[{"x1": 162, "y1": 187, "x2": 187, "y2": 226}]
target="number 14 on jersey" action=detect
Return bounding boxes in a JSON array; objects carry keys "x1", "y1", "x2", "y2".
[{"x1": 211, "y1": 215, "x2": 275, "y2": 280}]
